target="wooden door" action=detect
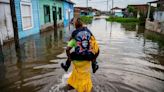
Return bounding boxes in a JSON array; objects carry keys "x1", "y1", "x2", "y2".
[
  {"x1": 52, "y1": 7, "x2": 57, "y2": 26},
  {"x1": 0, "y1": 3, "x2": 14, "y2": 42},
  {"x1": 44, "y1": 5, "x2": 51, "y2": 24}
]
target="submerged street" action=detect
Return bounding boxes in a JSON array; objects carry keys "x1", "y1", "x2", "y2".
[{"x1": 0, "y1": 17, "x2": 164, "y2": 92}]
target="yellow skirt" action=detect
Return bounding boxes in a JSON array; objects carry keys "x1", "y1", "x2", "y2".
[{"x1": 67, "y1": 61, "x2": 92, "y2": 92}]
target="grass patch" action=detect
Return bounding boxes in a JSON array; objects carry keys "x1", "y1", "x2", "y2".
[
  {"x1": 80, "y1": 16, "x2": 93, "y2": 24},
  {"x1": 106, "y1": 17, "x2": 140, "y2": 23},
  {"x1": 145, "y1": 30, "x2": 164, "y2": 46}
]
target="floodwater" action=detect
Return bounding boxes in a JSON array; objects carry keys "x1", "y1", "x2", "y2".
[{"x1": 0, "y1": 17, "x2": 164, "y2": 92}]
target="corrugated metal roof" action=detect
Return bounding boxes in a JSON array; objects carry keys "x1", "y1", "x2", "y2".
[{"x1": 148, "y1": 0, "x2": 164, "y2": 4}]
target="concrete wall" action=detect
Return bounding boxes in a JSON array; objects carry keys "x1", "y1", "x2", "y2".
[
  {"x1": 39, "y1": 0, "x2": 64, "y2": 31},
  {"x1": 0, "y1": 0, "x2": 9, "y2": 3},
  {"x1": 63, "y1": 2, "x2": 74, "y2": 27},
  {"x1": 146, "y1": 11, "x2": 164, "y2": 34},
  {"x1": 145, "y1": 19, "x2": 164, "y2": 34},
  {"x1": 15, "y1": 0, "x2": 40, "y2": 39}
]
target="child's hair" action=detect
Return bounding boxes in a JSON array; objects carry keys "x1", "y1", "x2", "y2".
[{"x1": 75, "y1": 18, "x2": 83, "y2": 29}]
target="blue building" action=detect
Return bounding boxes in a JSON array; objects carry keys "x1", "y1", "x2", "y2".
[
  {"x1": 111, "y1": 7, "x2": 124, "y2": 17},
  {"x1": 74, "y1": 7, "x2": 94, "y2": 18},
  {"x1": 63, "y1": 0, "x2": 74, "y2": 27},
  {"x1": 15, "y1": 0, "x2": 40, "y2": 39},
  {"x1": 115, "y1": 12, "x2": 124, "y2": 17}
]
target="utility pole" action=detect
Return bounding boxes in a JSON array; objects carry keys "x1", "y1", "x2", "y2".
[
  {"x1": 10, "y1": 0, "x2": 20, "y2": 50},
  {"x1": 86, "y1": 0, "x2": 88, "y2": 7},
  {"x1": 107, "y1": 0, "x2": 109, "y2": 11},
  {"x1": 147, "y1": 3, "x2": 151, "y2": 19},
  {"x1": 112, "y1": 0, "x2": 114, "y2": 12}
]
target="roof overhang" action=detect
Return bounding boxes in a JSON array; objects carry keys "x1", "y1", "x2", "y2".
[
  {"x1": 148, "y1": 0, "x2": 164, "y2": 4},
  {"x1": 62, "y1": 0, "x2": 75, "y2": 4}
]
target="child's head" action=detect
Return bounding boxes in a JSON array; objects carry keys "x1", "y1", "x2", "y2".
[{"x1": 74, "y1": 18, "x2": 83, "y2": 29}]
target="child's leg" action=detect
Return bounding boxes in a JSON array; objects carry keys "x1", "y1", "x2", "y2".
[
  {"x1": 91, "y1": 60, "x2": 99, "y2": 73},
  {"x1": 61, "y1": 53, "x2": 74, "y2": 72},
  {"x1": 61, "y1": 58, "x2": 71, "y2": 72},
  {"x1": 91, "y1": 50, "x2": 100, "y2": 73}
]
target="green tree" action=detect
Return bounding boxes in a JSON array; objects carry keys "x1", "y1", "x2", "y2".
[{"x1": 127, "y1": 6, "x2": 137, "y2": 17}]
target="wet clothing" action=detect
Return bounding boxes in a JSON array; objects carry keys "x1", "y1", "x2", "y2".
[{"x1": 67, "y1": 61, "x2": 92, "y2": 92}]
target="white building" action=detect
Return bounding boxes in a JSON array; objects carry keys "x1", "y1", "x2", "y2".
[
  {"x1": 146, "y1": 0, "x2": 164, "y2": 34},
  {"x1": 154, "y1": 11, "x2": 164, "y2": 22},
  {"x1": 0, "y1": 0, "x2": 14, "y2": 44}
]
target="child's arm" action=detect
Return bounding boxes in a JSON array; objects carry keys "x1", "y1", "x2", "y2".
[{"x1": 66, "y1": 46, "x2": 72, "y2": 60}]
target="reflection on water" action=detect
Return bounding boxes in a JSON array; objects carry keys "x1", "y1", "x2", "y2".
[
  {"x1": 0, "y1": 18, "x2": 164, "y2": 92},
  {"x1": 0, "y1": 28, "x2": 66, "y2": 92},
  {"x1": 0, "y1": 45, "x2": 4, "y2": 63},
  {"x1": 89, "y1": 19, "x2": 164, "y2": 92}
]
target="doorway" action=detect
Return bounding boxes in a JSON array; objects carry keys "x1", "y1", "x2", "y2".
[{"x1": 52, "y1": 7, "x2": 57, "y2": 27}]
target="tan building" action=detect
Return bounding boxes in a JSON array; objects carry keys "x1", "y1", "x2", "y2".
[{"x1": 146, "y1": 0, "x2": 164, "y2": 34}]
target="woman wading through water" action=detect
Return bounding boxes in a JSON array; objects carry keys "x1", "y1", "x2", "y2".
[{"x1": 61, "y1": 18, "x2": 100, "y2": 92}]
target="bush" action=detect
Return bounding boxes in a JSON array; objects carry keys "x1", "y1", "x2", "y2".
[
  {"x1": 80, "y1": 16, "x2": 93, "y2": 24},
  {"x1": 145, "y1": 31, "x2": 164, "y2": 46},
  {"x1": 106, "y1": 17, "x2": 139, "y2": 23}
]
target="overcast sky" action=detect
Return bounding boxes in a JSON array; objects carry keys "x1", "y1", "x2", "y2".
[{"x1": 73, "y1": 0, "x2": 155, "y2": 11}]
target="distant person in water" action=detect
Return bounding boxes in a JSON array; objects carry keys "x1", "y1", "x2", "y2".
[{"x1": 61, "y1": 17, "x2": 99, "y2": 73}]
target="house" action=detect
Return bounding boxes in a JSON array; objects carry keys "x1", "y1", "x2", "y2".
[
  {"x1": 63, "y1": 0, "x2": 74, "y2": 27},
  {"x1": 0, "y1": 0, "x2": 14, "y2": 43},
  {"x1": 153, "y1": 0, "x2": 164, "y2": 22},
  {"x1": 127, "y1": 4, "x2": 149, "y2": 18},
  {"x1": 92, "y1": 8, "x2": 101, "y2": 16},
  {"x1": 39, "y1": 0, "x2": 64, "y2": 32},
  {"x1": 15, "y1": 0, "x2": 40, "y2": 39},
  {"x1": 74, "y1": 7, "x2": 93, "y2": 18},
  {"x1": 111, "y1": 7, "x2": 124, "y2": 17},
  {"x1": 146, "y1": 0, "x2": 164, "y2": 34},
  {"x1": 0, "y1": 0, "x2": 68, "y2": 44}
]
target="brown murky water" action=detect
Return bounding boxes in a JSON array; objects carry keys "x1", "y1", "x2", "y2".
[{"x1": 0, "y1": 18, "x2": 164, "y2": 92}]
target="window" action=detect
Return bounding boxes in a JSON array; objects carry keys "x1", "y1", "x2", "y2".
[
  {"x1": 44, "y1": 5, "x2": 51, "y2": 23},
  {"x1": 58, "y1": 7, "x2": 62, "y2": 20},
  {"x1": 21, "y1": 2, "x2": 33, "y2": 30}
]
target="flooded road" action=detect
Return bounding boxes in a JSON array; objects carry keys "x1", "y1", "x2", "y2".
[{"x1": 0, "y1": 18, "x2": 164, "y2": 92}]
